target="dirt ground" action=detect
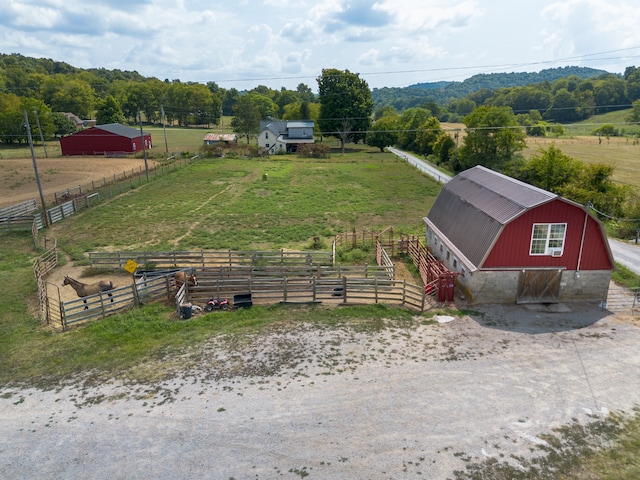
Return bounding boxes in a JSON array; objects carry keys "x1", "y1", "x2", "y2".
[
  {"x1": 2, "y1": 301, "x2": 640, "y2": 479},
  {"x1": 0, "y1": 157, "x2": 154, "y2": 209}
]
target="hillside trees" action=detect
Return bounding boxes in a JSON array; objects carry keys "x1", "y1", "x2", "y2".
[
  {"x1": 317, "y1": 68, "x2": 373, "y2": 153},
  {"x1": 458, "y1": 106, "x2": 526, "y2": 172}
]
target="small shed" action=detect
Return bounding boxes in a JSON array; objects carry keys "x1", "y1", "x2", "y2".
[
  {"x1": 60, "y1": 123, "x2": 151, "y2": 156},
  {"x1": 203, "y1": 133, "x2": 238, "y2": 145},
  {"x1": 424, "y1": 165, "x2": 614, "y2": 304}
]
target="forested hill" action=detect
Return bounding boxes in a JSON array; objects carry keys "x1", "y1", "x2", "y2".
[{"x1": 372, "y1": 66, "x2": 611, "y2": 111}]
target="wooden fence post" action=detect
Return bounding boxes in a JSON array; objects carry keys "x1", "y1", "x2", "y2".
[{"x1": 342, "y1": 276, "x2": 347, "y2": 304}]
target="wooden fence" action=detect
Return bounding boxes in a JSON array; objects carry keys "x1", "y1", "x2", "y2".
[
  {"x1": 32, "y1": 239, "x2": 59, "y2": 326},
  {"x1": 0, "y1": 199, "x2": 45, "y2": 234},
  {"x1": 0, "y1": 199, "x2": 37, "y2": 218},
  {"x1": 183, "y1": 275, "x2": 427, "y2": 312},
  {"x1": 55, "y1": 275, "x2": 174, "y2": 330},
  {"x1": 88, "y1": 249, "x2": 334, "y2": 269}
]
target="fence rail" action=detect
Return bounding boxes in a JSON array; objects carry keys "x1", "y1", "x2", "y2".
[
  {"x1": 185, "y1": 276, "x2": 426, "y2": 312},
  {"x1": 88, "y1": 249, "x2": 334, "y2": 269},
  {"x1": 604, "y1": 285, "x2": 640, "y2": 312},
  {"x1": 60, "y1": 275, "x2": 172, "y2": 329},
  {"x1": 0, "y1": 199, "x2": 37, "y2": 218}
]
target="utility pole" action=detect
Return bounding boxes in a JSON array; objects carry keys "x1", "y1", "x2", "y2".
[
  {"x1": 161, "y1": 106, "x2": 169, "y2": 160},
  {"x1": 138, "y1": 109, "x2": 150, "y2": 182},
  {"x1": 33, "y1": 108, "x2": 48, "y2": 158},
  {"x1": 24, "y1": 110, "x2": 49, "y2": 226}
]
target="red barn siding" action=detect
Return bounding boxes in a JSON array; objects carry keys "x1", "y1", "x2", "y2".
[
  {"x1": 482, "y1": 199, "x2": 613, "y2": 270},
  {"x1": 61, "y1": 128, "x2": 151, "y2": 156}
]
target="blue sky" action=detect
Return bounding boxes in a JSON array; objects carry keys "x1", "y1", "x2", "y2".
[{"x1": 2, "y1": 0, "x2": 640, "y2": 91}]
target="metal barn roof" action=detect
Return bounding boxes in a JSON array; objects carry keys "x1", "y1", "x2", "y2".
[
  {"x1": 425, "y1": 165, "x2": 557, "y2": 270},
  {"x1": 95, "y1": 123, "x2": 149, "y2": 139}
]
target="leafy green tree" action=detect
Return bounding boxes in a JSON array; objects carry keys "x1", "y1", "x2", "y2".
[
  {"x1": 282, "y1": 101, "x2": 320, "y2": 123},
  {"x1": 374, "y1": 105, "x2": 398, "y2": 120},
  {"x1": 21, "y1": 97, "x2": 55, "y2": 140},
  {"x1": 96, "y1": 95, "x2": 125, "y2": 125},
  {"x1": 49, "y1": 78, "x2": 96, "y2": 118},
  {"x1": 245, "y1": 92, "x2": 278, "y2": 119},
  {"x1": 458, "y1": 106, "x2": 526, "y2": 172},
  {"x1": 594, "y1": 75, "x2": 628, "y2": 113},
  {"x1": 231, "y1": 95, "x2": 261, "y2": 143},
  {"x1": 51, "y1": 112, "x2": 77, "y2": 137},
  {"x1": 415, "y1": 116, "x2": 444, "y2": 155},
  {"x1": 0, "y1": 92, "x2": 24, "y2": 144},
  {"x1": 625, "y1": 66, "x2": 640, "y2": 102},
  {"x1": 515, "y1": 144, "x2": 581, "y2": 193},
  {"x1": 559, "y1": 163, "x2": 628, "y2": 218},
  {"x1": 626, "y1": 99, "x2": 640, "y2": 123},
  {"x1": 222, "y1": 88, "x2": 240, "y2": 116},
  {"x1": 296, "y1": 83, "x2": 316, "y2": 103},
  {"x1": 317, "y1": 68, "x2": 373, "y2": 153},
  {"x1": 432, "y1": 132, "x2": 456, "y2": 167},
  {"x1": 546, "y1": 88, "x2": 581, "y2": 122},
  {"x1": 396, "y1": 107, "x2": 432, "y2": 151},
  {"x1": 366, "y1": 115, "x2": 398, "y2": 152}
]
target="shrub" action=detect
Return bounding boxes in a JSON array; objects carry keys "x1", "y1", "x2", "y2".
[
  {"x1": 298, "y1": 142, "x2": 330, "y2": 158},
  {"x1": 592, "y1": 124, "x2": 619, "y2": 137}
]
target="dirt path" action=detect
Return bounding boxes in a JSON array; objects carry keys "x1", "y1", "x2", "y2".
[
  {"x1": 1, "y1": 303, "x2": 639, "y2": 479},
  {"x1": 0, "y1": 157, "x2": 155, "y2": 209}
]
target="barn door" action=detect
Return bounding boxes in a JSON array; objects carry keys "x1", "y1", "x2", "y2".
[{"x1": 516, "y1": 269, "x2": 562, "y2": 304}]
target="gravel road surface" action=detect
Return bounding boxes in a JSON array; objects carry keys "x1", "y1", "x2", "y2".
[{"x1": 2, "y1": 304, "x2": 639, "y2": 479}]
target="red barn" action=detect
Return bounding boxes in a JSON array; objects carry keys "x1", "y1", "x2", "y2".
[
  {"x1": 424, "y1": 166, "x2": 614, "y2": 304},
  {"x1": 60, "y1": 123, "x2": 151, "y2": 156}
]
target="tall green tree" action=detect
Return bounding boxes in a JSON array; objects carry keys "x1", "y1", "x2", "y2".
[
  {"x1": 366, "y1": 115, "x2": 398, "y2": 152},
  {"x1": 96, "y1": 95, "x2": 125, "y2": 125},
  {"x1": 458, "y1": 106, "x2": 526, "y2": 172},
  {"x1": 317, "y1": 68, "x2": 373, "y2": 153},
  {"x1": 231, "y1": 95, "x2": 261, "y2": 143},
  {"x1": 49, "y1": 78, "x2": 96, "y2": 118},
  {"x1": 515, "y1": 144, "x2": 581, "y2": 193}
]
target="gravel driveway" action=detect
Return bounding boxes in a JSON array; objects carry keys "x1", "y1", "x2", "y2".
[{"x1": 2, "y1": 303, "x2": 640, "y2": 479}]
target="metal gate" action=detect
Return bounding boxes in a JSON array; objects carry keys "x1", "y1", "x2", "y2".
[{"x1": 516, "y1": 269, "x2": 562, "y2": 304}]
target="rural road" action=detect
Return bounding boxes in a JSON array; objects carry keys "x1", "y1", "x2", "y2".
[
  {"x1": 388, "y1": 147, "x2": 640, "y2": 275},
  {"x1": 2, "y1": 305, "x2": 640, "y2": 479},
  {"x1": 387, "y1": 147, "x2": 452, "y2": 184}
]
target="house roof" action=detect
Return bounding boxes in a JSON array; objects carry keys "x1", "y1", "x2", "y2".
[
  {"x1": 204, "y1": 133, "x2": 237, "y2": 142},
  {"x1": 424, "y1": 165, "x2": 557, "y2": 271},
  {"x1": 287, "y1": 121, "x2": 314, "y2": 128},
  {"x1": 94, "y1": 123, "x2": 149, "y2": 139}
]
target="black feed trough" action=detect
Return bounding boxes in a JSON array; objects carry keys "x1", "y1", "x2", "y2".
[{"x1": 233, "y1": 293, "x2": 253, "y2": 308}]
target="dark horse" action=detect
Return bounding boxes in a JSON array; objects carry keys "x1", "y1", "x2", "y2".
[{"x1": 62, "y1": 275, "x2": 114, "y2": 309}]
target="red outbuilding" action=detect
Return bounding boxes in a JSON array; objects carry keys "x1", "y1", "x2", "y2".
[
  {"x1": 60, "y1": 123, "x2": 151, "y2": 156},
  {"x1": 424, "y1": 165, "x2": 614, "y2": 304}
]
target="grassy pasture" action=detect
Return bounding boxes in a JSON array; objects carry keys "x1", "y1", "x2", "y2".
[{"x1": 48, "y1": 148, "x2": 440, "y2": 256}]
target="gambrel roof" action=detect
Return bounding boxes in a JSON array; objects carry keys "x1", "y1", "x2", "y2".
[{"x1": 424, "y1": 165, "x2": 558, "y2": 270}]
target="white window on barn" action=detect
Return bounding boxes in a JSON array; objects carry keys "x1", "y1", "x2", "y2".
[{"x1": 530, "y1": 223, "x2": 567, "y2": 256}]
